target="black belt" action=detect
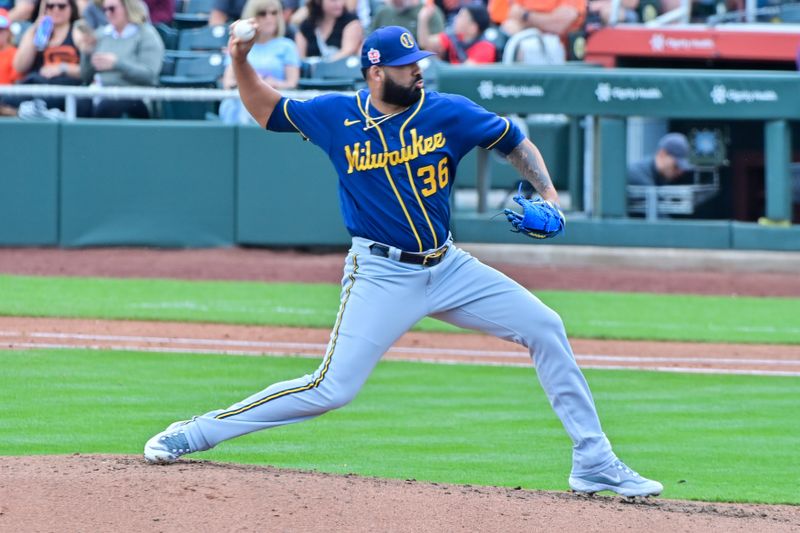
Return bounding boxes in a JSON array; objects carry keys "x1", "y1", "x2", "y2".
[{"x1": 369, "y1": 243, "x2": 449, "y2": 266}]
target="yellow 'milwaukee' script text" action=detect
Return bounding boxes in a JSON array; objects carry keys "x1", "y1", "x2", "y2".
[{"x1": 344, "y1": 129, "x2": 446, "y2": 174}]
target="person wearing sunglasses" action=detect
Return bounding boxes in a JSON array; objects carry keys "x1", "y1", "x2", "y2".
[
  {"x1": 0, "y1": 0, "x2": 82, "y2": 115},
  {"x1": 219, "y1": 0, "x2": 301, "y2": 123},
  {"x1": 72, "y1": 0, "x2": 164, "y2": 118},
  {"x1": 12, "y1": 0, "x2": 80, "y2": 79}
]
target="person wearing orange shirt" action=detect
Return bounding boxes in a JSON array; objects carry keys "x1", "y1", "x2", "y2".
[
  {"x1": 0, "y1": 9, "x2": 21, "y2": 85},
  {"x1": 488, "y1": 0, "x2": 585, "y2": 38}
]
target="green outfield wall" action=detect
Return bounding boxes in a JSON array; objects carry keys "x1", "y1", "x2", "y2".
[
  {"x1": 0, "y1": 121, "x2": 59, "y2": 245},
  {"x1": 59, "y1": 120, "x2": 236, "y2": 247},
  {"x1": 1, "y1": 119, "x2": 798, "y2": 251},
  {"x1": 236, "y1": 127, "x2": 350, "y2": 246}
]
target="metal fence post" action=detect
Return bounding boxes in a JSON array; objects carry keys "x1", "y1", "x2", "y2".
[
  {"x1": 595, "y1": 116, "x2": 627, "y2": 218},
  {"x1": 764, "y1": 119, "x2": 792, "y2": 224}
]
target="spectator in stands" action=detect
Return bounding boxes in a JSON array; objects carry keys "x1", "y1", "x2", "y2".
[
  {"x1": 12, "y1": 0, "x2": 81, "y2": 80},
  {"x1": 290, "y1": 0, "x2": 368, "y2": 31},
  {"x1": 488, "y1": 0, "x2": 585, "y2": 39},
  {"x1": 0, "y1": 5, "x2": 21, "y2": 119},
  {"x1": 371, "y1": 0, "x2": 445, "y2": 44},
  {"x1": 628, "y1": 132, "x2": 694, "y2": 186},
  {"x1": 210, "y1": 0, "x2": 246, "y2": 25},
  {"x1": 73, "y1": 0, "x2": 164, "y2": 117},
  {"x1": 0, "y1": 8, "x2": 21, "y2": 85},
  {"x1": 417, "y1": 3, "x2": 495, "y2": 64},
  {"x1": 296, "y1": 0, "x2": 362, "y2": 60},
  {"x1": 0, "y1": 0, "x2": 83, "y2": 114},
  {"x1": 219, "y1": 0, "x2": 299, "y2": 123}
]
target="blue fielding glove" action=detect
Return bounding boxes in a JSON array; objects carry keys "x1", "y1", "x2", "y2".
[{"x1": 503, "y1": 185, "x2": 565, "y2": 240}]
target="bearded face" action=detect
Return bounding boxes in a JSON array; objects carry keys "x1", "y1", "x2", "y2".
[{"x1": 381, "y1": 68, "x2": 422, "y2": 108}]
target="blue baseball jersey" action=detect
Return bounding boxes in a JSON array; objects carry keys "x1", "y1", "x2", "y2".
[{"x1": 266, "y1": 88, "x2": 525, "y2": 252}]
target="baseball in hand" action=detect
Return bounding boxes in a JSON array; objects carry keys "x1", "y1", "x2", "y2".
[{"x1": 233, "y1": 20, "x2": 256, "y2": 41}]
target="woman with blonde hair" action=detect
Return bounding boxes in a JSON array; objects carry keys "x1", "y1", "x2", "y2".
[
  {"x1": 219, "y1": 0, "x2": 300, "y2": 124},
  {"x1": 72, "y1": 0, "x2": 164, "y2": 117}
]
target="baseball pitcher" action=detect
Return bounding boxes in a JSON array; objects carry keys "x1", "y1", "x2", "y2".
[{"x1": 144, "y1": 24, "x2": 663, "y2": 499}]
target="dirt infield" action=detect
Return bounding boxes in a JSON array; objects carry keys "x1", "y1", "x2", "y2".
[
  {"x1": 1, "y1": 246, "x2": 799, "y2": 532},
  {"x1": 1, "y1": 455, "x2": 798, "y2": 533}
]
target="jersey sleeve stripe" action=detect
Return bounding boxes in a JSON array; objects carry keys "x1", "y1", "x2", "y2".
[
  {"x1": 283, "y1": 99, "x2": 309, "y2": 140},
  {"x1": 213, "y1": 255, "x2": 359, "y2": 420},
  {"x1": 485, "y1": 117, "x2": 510, "y2": 150}
]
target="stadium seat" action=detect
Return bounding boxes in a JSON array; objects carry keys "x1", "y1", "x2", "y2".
[
  {"x1": 297, "y1": 56, "x2": 364, "y2": 90},
  {"x1": 173, "y1": 0, "x2": 214, "y2": 29},
  {"x1": 155, "y1": 22, "x2": 180, "y2": 50},
  {"x1": 160, "y1": 51, "x2": 225, "y2": 86},
  {"x1": 177, "y1": 25, "x2": 229, "y2": 51},
  {"x1": 482, "y1": 27, "x2": 507, "y2": 62},
  {"x1": 158, "y1": 51, "x2": 225, "y2": 119}
]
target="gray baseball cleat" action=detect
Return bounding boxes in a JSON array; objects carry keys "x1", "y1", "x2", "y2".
[
  {"x1": 143, "y1": 419, "x2": 197, "y2": 464},
  {"x1": 568, "y1": 459, "x2": 663, "y2": 498}
]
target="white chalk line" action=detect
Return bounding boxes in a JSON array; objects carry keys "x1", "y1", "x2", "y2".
[
  {"x1": 2, "y1": 331, "x2": 800, "y2": 377},
  {"x1": 8, "y1": 331, "x2": 800, "y2": 366}
]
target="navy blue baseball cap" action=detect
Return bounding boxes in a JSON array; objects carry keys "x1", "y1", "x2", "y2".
[
  {"x1": 361, "y1": 26, "x2": 435, "y2": 69},
  {"x1": 658, "y1": 133, "x2": 693, "y2": 171}
]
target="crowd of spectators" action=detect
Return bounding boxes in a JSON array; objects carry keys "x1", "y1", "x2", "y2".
[{"x1": 0, "y1": 0, "x2": 797, "y2": 119}]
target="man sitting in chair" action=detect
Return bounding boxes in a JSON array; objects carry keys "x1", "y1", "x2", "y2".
[{"x1": 628, "y1": 132, "x2": 694, "y2": 187}]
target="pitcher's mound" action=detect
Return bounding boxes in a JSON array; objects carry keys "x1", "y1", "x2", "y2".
[{"x1": 0, "y1": 455, "x2": 798, "y2": 532}]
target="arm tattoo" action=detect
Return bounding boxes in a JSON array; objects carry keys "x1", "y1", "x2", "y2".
[{"x1": 506, "y1": 139, "x2": 555, "y2": 198}]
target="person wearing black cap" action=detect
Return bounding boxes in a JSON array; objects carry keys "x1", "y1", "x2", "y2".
[
  {"x1": 628, "y1": 132, "x2": 694, "y2": 187},
  {"x1": 144, "y1": 23, "x2": 664, "y2": 502},
  {"x1": 417, "y1": 2, "x2": 496, "y2": 64}
]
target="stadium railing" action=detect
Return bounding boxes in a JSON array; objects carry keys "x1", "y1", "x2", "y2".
[{"x1": 0, "y1": 85, "x2": 339, "y2": 121}]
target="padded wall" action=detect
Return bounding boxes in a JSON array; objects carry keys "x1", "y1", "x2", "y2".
[
  {"x1": 60, "y1": 120, "x2": 236, "y2": 247},
  {"x1": 236, "y1": 126, "x2": 351, "y2": 246},
  {"x1": 0, "y1": 121, "x2": 59, "y2": 245}
]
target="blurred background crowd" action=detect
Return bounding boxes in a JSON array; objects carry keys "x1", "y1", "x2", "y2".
[
  {"x1": 0, "y1": 0, "x2": 798, "y2": 222},
  {"x1": 1, "y1": 0, "x2": 799, "y2": 119}
]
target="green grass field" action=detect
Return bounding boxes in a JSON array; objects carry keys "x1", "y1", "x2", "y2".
[
  {"x1": 1, "y1": 349, "x2": 798, "y2": 504},
  {"x1": 2, "y1": 274, "x2": 799, "y2": 344},
  {"x1": 1, "y1": 273, "x2": 799, "y2": 505}
]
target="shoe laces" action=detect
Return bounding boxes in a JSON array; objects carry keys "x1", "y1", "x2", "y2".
[{"x1": 613, "y1": 460, "x2": 640, "y2": 478}]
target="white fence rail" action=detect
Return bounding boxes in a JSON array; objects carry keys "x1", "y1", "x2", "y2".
[{"x1": 0, "y1": 85, "x2": 341, "y2": 121}]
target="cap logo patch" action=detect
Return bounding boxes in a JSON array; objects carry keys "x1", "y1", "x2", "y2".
[
  {"x1": 399, "y1": 32, "x2": 415, "y2": 49},
  {"x1": 367, "y1": 48, "x2": 381, "y2": 64}
]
